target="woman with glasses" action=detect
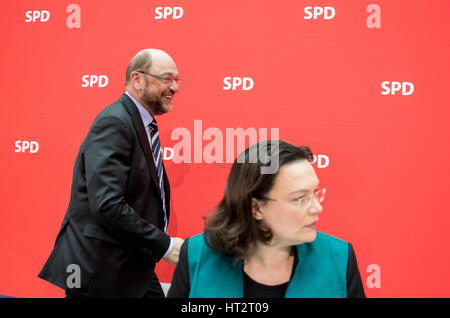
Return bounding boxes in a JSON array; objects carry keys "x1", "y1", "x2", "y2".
[{"x1": 167, "y1": 140, "x2": 365, "y2": 298}]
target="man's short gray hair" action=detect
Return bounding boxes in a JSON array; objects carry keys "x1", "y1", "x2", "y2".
[{"x1": 125, "y1": 50, "x2": 153, "y2": 86}]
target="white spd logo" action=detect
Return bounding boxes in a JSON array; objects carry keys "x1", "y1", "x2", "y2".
[
  {"x1": 381, "y1": 81, "x2": 414, "y2": 96},
  {"x1": 223, "y1": 77, "x2": 254, "y2": 91},
  {"x1": 25, "y1": 10, "x2": 50, "y2": 23},
  {"x1": 81, "y1": 75, "x2": 109, "y2": 88},
  {"x1": 15, "y1": 141, "x2": 39, "y2": 153},
  {"x1": 155, "y1": 7, "x2": 183, "y2": 19},
  {"x1": 311, "y1": 154, "x2": 329, "y2": 169},
  {"x1": 304, "y1": 7, "x2": 335, "y2": 20}
]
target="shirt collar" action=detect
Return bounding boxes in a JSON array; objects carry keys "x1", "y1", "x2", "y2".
[{"x1": 125, "y1": 91, "x2": 154, "y2": 127}]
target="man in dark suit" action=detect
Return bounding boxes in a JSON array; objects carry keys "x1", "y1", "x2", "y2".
[{"x1": 38, "y1": 49, "x2": 184, "y2": 298}]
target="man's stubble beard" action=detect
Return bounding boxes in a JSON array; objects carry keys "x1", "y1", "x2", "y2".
[{"x1": 141, "y1": 80, "x2": 168, "y2": 116}]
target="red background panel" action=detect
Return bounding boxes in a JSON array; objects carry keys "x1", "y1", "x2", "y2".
[{"x1": 1, "y1": 0, "x2": 449, "y2": 297}]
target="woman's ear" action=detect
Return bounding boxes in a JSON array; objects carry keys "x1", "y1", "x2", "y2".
[{"x1": 251, "y1": 198, "x2": 264, "y2": 221}]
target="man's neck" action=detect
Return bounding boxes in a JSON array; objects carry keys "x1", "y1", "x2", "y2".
[{"x1": 126, "y1": 89, "x2": 155, "y2": 118}]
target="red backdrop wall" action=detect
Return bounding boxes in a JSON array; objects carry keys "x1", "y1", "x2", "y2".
[{"x1": 1, "y1": 0, "x2": 450, "y2": 297}]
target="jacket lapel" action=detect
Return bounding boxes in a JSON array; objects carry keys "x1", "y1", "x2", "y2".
[{"x1": 119, "y1": 93, "x2": 162, "y2": 199}]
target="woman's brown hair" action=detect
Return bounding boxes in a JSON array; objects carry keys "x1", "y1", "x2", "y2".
[{"x1": 203, "y1": 140, "x2": 314, "y2": 263}]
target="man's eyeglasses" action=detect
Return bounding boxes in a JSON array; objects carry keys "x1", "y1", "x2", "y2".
[
  {"x1": 262, "y1": 188, "x2": 326, "y2": 212},
  {"x1": 136, "y1": 71, "x2": 181, "y2": 85}
]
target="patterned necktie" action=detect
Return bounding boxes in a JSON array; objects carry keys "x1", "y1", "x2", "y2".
[{"x1": 147, "y1": 120, "x2": 167, "y2": 233}]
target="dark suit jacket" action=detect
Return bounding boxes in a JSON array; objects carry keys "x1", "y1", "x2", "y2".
[{"x1": 38, "y1": 93, "x2": 171, "y2": 297}]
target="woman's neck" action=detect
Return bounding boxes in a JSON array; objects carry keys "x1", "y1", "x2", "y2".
[
  {"x1": 246, "y1": 242, "x2": 293, "y2": 267},
  {"x1": 243, "y1": 242, "x2": 294, "y2": 285}
]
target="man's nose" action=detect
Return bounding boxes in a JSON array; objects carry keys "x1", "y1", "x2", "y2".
[{"x1": 169, "y1": 80, "x2": 179, "y2": 93}]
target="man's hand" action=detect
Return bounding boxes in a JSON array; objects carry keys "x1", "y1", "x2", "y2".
[{"x1": 163, "y1": 237, "x2": 184, "y2": 266}]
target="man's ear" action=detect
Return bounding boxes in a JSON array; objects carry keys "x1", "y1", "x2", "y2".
[
  {"x1": 251, "y1": 198, "x2": 264, "y2": 221},
  {"x1": 130, "y1": 71, "x2": 143, "y2": 90}
]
